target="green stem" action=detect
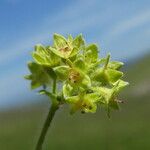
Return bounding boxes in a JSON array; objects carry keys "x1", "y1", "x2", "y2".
[
  {"x1": 35, "y1": 104, "x2": 58, "y2": 150},
  {"x1": 53, "y1": 78, "x2": 57, "y2": 94},
  {"x1": 35, "y1": 79, "x2": 58, "y2": 150}
]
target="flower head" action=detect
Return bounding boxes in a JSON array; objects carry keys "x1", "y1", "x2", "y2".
[
  {"x1": 25, "y1": 33, "x2": 129, "y2": 116},
  {"x1": 49, "y1": 34, "x2": 84, "y2": 59}
]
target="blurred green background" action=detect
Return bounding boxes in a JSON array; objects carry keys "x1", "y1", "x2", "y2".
[{"x1": 1, "y1": 0, "x2": 150, "y2": 150}]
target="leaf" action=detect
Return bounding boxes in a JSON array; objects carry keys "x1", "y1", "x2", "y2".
[
  {"x1": 32, "y1": 52, "x2": 46, "y2": 64},
  {"x1": 113, "y1": 80, "x2": 129, "y2": 93},
  {"x1": 54, "y1": 66, "x2": 70, "y2": 80},
  {"x1": 106, "y1": 69, "x2": 123, "y2": 83},
  {"x1": 68, "y1": 34, "x2": 73, "y2": 42},
  {"x1": 72, "y1": 34, "x2": 84, "y2": 48},
  {"x1": 31, "y1": 80, "x2": 41, "y2": 89},
  {"x1": 85, "y1": 44, "x2": 99, "y2": 63},
  {"x1": 28, "y1": 61, "x2": 40, "y2": 73},
  {"x1": 69, "y1": 47, "x2": 79, "y2": 57},
  {"x1": 73, "y1": 58, "x2": 86, "y2": 71},
  {"x1": 35, "y1": 44, "x2": 46, "y2": 53},
  {"x1": 53, "y1": 33, "x2": 67, "y2": 48},
  {"x1": 108, "y1": 61, "x2": 124, "y2": 70},
  {"x1": 63, "y1": 84, "x2": 73, "y2": 98},
  {"x1": 46, "y1": 49, "x2": 61, "y2": 66},
  {"x1": 92, "y1": 68, "x2": 108, "y2": 84}
]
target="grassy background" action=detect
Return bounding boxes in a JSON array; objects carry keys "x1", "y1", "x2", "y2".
[{"x1": 0, "y1": 54, "x2": 150, "y2": 150}]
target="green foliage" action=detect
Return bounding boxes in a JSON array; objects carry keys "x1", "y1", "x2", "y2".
[{"x1": 25, "y1": 33, "x2": 128, "y2": 116}]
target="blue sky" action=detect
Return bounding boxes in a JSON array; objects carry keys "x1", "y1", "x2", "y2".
[{"x1": 0, "y1": 0, "x2": 150, "y2": 109}]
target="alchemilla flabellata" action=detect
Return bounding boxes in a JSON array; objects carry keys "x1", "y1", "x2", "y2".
[
  {"x1": 25, "y1": 33, "x2": 129, "y2": 150},
  {"x1": 25, "y1": 33, "x2": 128, "y2": 116}
]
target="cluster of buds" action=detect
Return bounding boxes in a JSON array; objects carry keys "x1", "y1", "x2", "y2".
[{"x1": 25, "y1": 33, "x2": 128, "y2": 116}]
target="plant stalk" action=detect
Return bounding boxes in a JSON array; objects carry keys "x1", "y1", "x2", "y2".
[{"x1": 35, "y1": 79, "x2": 58, "y2": 150}]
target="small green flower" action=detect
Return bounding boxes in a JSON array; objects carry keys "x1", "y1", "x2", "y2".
[
  {"x1": 49, "y1": 33, "x2": 85, "y2": 59},
  {"x1": 92, "y1": 79, "x2": 129, "y2": 116},
  {"x1": 24, "y1": 62, "x2": 52, "y2": 89},
  {"x1": 54, "y1": 62, "x2": 91, "y2": 89},
  {"x1": 32, "y1": 44, "x2": 60, "y2": 67},
  {"x1": 65, "y1": 92, "x2": 100, "y2": 114},
  {"x1": 67, "y1": 68, "x2": 91, "y2": 89},
  {"x1": 25, "y1": 33, "x2": 128, "y2": 115},
  {"x1": 92, "y1": 54, "x2": 123, "y2": 85}
]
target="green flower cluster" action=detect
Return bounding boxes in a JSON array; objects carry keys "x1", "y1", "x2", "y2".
[{"x1": 25, "y1": 33, "x2": 128, "y2": 116}]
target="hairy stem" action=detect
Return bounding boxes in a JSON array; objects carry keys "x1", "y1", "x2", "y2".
[{"x1": 35, "y1": 79, "x2": 58, "y2": 150}]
